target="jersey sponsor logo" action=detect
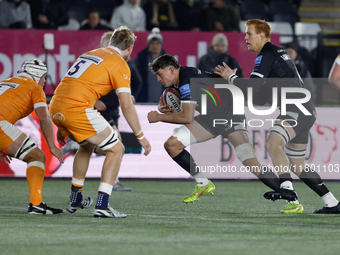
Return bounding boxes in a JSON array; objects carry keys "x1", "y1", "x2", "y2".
[
  {"x1": 123, "y1": 74, "x2": 129, "y2": 80},
  {"x1": 179, "y1": 83, "x2": 190, "y2": 98},
  {"x1": 79, "y1": 54, "x2": 104, "y2": 64},
  {"x1": 254, "y1": 55, "x2": 263, "y2": 67},
  {"x1": 280, "y1": 54, "x2": 290, "y2": 61},
  {"x1": 51, "y1": 112, "x2": 65, "y2": 122}
]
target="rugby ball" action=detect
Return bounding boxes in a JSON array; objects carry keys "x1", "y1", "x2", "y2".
[{"x1": 162, "y1": 87, "x2": 182, "y2": 112}]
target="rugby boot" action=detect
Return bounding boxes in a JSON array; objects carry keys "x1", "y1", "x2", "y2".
[
  {"x1": 183, "y1": 180, "x2": 215, "y2": 203},
  {"x1": 313, "y1": 202, "x2": 340, "y2": 214},
  {"x1": 281, "y1": 201, "x2": 304, "y2": 214},
  {"x1": 264, "y1": 188, "x2": 298, "y2": 202}
]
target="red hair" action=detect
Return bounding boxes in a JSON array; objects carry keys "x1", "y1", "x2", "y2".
[{"x1": 245, "y1": 19, "x2": 271, "y2": 39}]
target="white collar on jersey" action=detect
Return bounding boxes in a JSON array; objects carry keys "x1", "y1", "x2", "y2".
[
  {"x1": 107, "y1": 45, "x2": 122, "y2": 55},
  {"x1": 17, "y1": 72, "x2": 34, "y2": 81}
]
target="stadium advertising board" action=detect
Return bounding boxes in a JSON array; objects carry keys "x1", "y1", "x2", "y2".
[
  {"x1": 1, "y1": 105, "x2": 340, "y2": 180},
  {"x1": 0, "y1": 30, "x2": 279, "y2": 96}
]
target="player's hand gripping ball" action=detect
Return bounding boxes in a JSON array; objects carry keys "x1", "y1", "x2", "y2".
[{"x1": 162, "y1": 87, "x2": 182, "y2": 113}]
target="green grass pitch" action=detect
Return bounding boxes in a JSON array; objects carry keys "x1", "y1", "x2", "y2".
[{"x1": 1, "y1": 179, "x2": 340, "y2": 255}]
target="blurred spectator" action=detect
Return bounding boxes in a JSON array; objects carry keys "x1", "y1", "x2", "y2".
[
  {"x1": 204, "y1": 0, "x2": 240, "y2": 32},
  {"x1": 27, "y1": 0, "x2": 68, "y2": 29},
  {"x1": 261, "y1": 0, "x2": 301, "y2": 8},
  {"x1": 90, "y1": 0, "x2": 121, "y2": 22},
  {"x1": 133, "y1": 27, "x2": 167, "y2": 102},
  {"x1": 282, "y1": 42, "x2": 315, "y2": 95},
  {"x1": 110, "y1": 0, "x2": 146, "y2": 31},
  {"x1": 0, "y1": 0, "x2": 32, "y2": 29},
  {"x1": 328, "y1": 54, "x2": 340, "y2": 90},
  {"x1": 197, "y1": 33, "x2": 243, "y2": 77},
  {"x1": 80, "y1": 8, "x2": 112, "y2": 30},
  {"x1": 143, "y1": 0, "x2": 178, "y2": 31},
  {"x1": 175, "y1": 0, "x2": 206, "y2": 31}
]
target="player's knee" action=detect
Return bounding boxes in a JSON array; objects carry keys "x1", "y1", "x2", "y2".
[
  {"x1": 14, "y1": 137, "x2": 41, "y2": 162},
  {"x1": 284, "y1": 146, "x2": 306, "y2": 160},
  {"x1": 97, "y1": 128, "x2": 119, "y2": 152},
  {"x1": 117, "y1": 142, "x2": 125, "y2": 155},
  {"x1": 171, "y1": 125, "x2": 197, "y2": 147},
  {"x1": 264, "y1": 139, "x2": 274, "y2": 154},
  {"x1": 265, "y1": 137, "x2": 283, "y2": 154},
  {"x1": 267, "y1": 124, "x2": 290, "y2": 151},
  {"x1": 24, "y1": 148, "x2": 46, "y2": 164},
  {"x1": 164, "y1": 136, "x2": 182, "y2": 153},
  {"x1": 105, "y1": 141, "x2": 124, "y2": 156},
  {"x1": 235, "y1": 143, "x2": 255, "y2": 163}
]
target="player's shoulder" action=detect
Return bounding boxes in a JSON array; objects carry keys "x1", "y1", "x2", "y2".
[
  {"x1": 255, "y1": 42, "x2": 279, "y2": 64},
  {"x1": 262, "y1": 42, "x2": 285, "y2": 57},
  {"x1": 259, "y1": 42, "x2": 275, "y2": 55},
  {"x1": 180, "y1": 66, "x2": 213, "y2": 78},
  {"x1": 88, "y1": 47, "x2": 128, "y2": 69},
  {"x1": 180, "y1": 66, "x2": 199, "y2": 76}
]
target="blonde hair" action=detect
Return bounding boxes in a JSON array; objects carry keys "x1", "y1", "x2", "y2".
[
  {"x1": 100, "y1": 31, "x2": 113, "y2": 47},
  {"x1": 245, "y1": 19, "x2": 271, "y2": 39},
  {"x1": 109, "y1": 26, "x2": 137, "y2": 50}
]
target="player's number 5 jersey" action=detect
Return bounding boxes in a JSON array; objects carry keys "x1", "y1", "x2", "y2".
[
  {"x1": 52, "y1": 46, "x2": 131, "y2": 107},
  {"x1": 65, "y1": 54, "x2": 104, "y2": 79}
]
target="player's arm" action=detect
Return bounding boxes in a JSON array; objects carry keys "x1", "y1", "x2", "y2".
[
  {"x1": 94, "y1": 99, "x2": 107, "y2": 111},
  {"x1": 35, "y1": 106, "x2": 64, "y2": 163},
  {"x1": 329, "y1": 55, "x2": 340, "y2": 90},
  {"x1": 215, "y1": 61, "x2": 270, "y2": 105},
  {"x1": 148, "y1": 101, "x2": 195, "y2": 124},
  {"x1": 118, "y1": 92, "x2": 151, "y2": 156}
]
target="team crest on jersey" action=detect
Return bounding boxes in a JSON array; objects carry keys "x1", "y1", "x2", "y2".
[
  {"x1": 280, "y1": 54, "x2": 290, "y2": 61},
  {"x1": 179, "y1": 84, "x2": 190, "y2": 98},
  {"x1": 254, "y1": 55, "x2": 263, "y2": 67}
]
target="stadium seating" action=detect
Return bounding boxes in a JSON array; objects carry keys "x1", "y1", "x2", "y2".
[
  {"x1": 90, "y1": 0, "x2": 119, "y2": 22},
  {"x1": 272, "y1": 13, "x2": 300, "y2": 30},
  {"x1": 239, "y1": 20, "x2": 246, "y2": 32},
  {"x1": 268, "y1": 0, "x2": 300, "y2": 29},
  {"x1": 268, "y1": 21, "x2": 294, "y2": 44},
  {"x1": 62, "y1": 0, "x2": 90, "y2": 23},
  {"x1": 295, "y1": 22, "x2": 322, "y2": 51},
  {"x1": 79, "y1": 18, "x2": 113, "y2": 30},
  {"x1": 58, "y1": 18, "x2": 80, "y2": 31},
  {"x1": 240, "y1": 0, "x2": 271, "y2": 21}
]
